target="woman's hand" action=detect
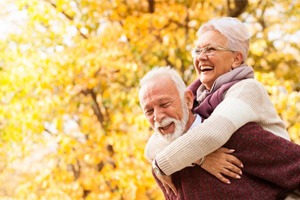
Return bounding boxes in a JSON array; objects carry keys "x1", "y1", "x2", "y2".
[
  {"x1": 155, "y1": 174, "x2": 178, "y2": 196},
  {"x1": 200, "y1": 147, "x2": 243, "y2": 184}
]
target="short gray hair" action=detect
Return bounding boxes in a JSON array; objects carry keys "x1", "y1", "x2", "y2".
[
  {"x1": 139, "y1": 66, "x2": 186, "y2": 101},
  {"x1": 197, "y1": 17, "x2": 250, "y2": 62}
]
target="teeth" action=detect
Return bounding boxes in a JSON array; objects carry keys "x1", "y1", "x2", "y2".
[
  {"x1": 160, "y1": 123, "x2": 172, "y2": 130},
  {"x1": 201, "y1": 66, "x2": 213, "y2": 70},
  {"x1": 200, "y1": 66, "x2": 213, "y2": 71}
]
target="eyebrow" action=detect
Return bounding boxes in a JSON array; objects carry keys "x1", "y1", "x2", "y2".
[{"x1": 196, "y1": 42, "x2": 217, "y2": 47}]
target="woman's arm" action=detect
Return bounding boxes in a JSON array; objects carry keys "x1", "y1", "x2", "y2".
[
  {"x1": 155, "y1": 79, "x2": 276, "y2": 175},
  {"x1": 146, "y1": 129, "x2": 244, "y2": 184},
  {"x1": 144, "y1": 133, "x2": 169, "y2": 161}
]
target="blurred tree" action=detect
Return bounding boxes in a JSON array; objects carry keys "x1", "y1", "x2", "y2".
[{"x1": 0, "y1": 0, "x2": 299, "y2": 199}]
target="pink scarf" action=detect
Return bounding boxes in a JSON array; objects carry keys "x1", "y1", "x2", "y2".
[{"x1": 187, "y1": 64, "x2": 254, "y2": 119}]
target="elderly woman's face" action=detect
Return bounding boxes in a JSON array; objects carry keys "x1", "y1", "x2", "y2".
[{"x1": 193, "y1": 30, "x2": 237, "y2": 90}]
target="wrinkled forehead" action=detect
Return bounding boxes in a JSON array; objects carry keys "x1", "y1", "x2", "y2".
[
  {"x1": 139, "y1": 77, "x2": 179, "y2": 105},
  {"x1": 196, "y1": 30, "x2": 228, "y2": 47}
]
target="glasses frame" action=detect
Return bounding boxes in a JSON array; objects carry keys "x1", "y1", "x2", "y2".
[{"x1": 191, "y1": 45, "x2": 234, "y2": 58}]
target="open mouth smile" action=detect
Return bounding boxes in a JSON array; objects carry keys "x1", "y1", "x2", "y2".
[
  {"x1": 200, "y1": 66, "x2": 213, "y2": 72},
  {"x1": 159, "y1": 122, "x2": 174, "y2": 132}
]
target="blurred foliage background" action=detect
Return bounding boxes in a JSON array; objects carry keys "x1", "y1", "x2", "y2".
[{"x1": 0, "y1": 0, "x2": 299, "y2": 199}]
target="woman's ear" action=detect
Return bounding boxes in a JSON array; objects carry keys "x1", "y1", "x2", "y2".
[
  {"x1": 231, "y1": 52, "x2": 243, "y2": 69},
  {"x1": 185, "y1": 90, "x2": 194, "y2": 110}
]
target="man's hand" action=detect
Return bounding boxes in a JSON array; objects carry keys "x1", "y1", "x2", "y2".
[
  {"x1": 200, "y1": 147, "x2": 243, "y2": 184},
  {"x1": 156, "y1": 174, "x2": 178, "y2": 196}
]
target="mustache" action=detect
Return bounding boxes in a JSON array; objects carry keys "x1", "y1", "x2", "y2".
[{"x1": 154, "y1": 118, "x2": 174, "y2": 129}]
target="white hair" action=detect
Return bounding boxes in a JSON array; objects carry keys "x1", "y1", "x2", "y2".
[
  {"x1": 139, "y1": 66, "x2": 187, "y2": 101},
  {"x1": 197, "y1": 17, "x2": 250, "y2": 62}
]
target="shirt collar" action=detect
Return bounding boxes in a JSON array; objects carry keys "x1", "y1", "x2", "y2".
[{"x1": 189, "y1": 114, "x2": 202, "y2": 130}]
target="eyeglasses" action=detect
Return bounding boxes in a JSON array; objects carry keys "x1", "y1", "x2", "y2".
[{"x1": 191, "y1": 45, "x2": 234, "y2": 58}]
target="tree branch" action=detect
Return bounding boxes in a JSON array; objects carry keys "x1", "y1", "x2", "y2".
[
  {"x1": 44, "y1": 0, "x2": 88, "y2": 39},
  {"x1": 227, "y1": 0, "x2": 248, "y2": 17},
  {"x1": 81, "y1": 89, "x2": 104, "y2": 127},
  {"x1": 148, "y1": 0, "x2": 155, "y2": 13}
]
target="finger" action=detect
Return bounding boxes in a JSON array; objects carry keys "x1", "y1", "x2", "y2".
[
  {"x1": 164, "y1": 181, "x2": 177, "y2": 196},
  {"x1": 225, "y1": 163, "x2": 243, "y2": 175},
  {"x1": 215, "y1": 173, "x2": 231, "y2": 184},
  {"x1": 221, "y1": 168, "x2": 242, "y2": 179},
  {"x1": 168, "y1": 184, "x2": 178, "y2": 196},
  {"x1": 219, "y1": 147, "x2": 235, "y2": 153},
  {"x1": 163, "y1": 183, "x2": 170, "y2": 195},
  {"x1": 227, "y1": 155, "x2": 244, "y2": 168}
]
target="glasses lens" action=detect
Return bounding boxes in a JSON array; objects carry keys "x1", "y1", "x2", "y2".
[
  {"x1": 204, "y1": 46, "x2": 217, "y2": 54},
  {"x1": 191, "y1": 48, "x2": 199, "y2": 58}
]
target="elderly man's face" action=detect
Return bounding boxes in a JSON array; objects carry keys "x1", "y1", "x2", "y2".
[{"x1": 140, "y1": 77, "x2": 189, "y2": 142}]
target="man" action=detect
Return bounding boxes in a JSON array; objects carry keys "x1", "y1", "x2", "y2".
[{"x1": 139, "y1": 66, "x2": 300, "y2": 199}]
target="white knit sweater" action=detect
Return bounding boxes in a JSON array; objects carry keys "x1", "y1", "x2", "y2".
[{"x1": 147, "y1": 78, "x2": 290, "y2": 176}]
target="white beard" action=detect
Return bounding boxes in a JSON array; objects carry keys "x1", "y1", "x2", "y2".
[{"x1": 154, "y1": 100, "x2": 189, "y2": 143}]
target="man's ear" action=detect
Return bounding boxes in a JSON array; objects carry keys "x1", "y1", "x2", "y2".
[
  {"x1": 185, "y1": 90, "x2": 194, "y2": 109},
  {"x1": 231, "y1": 52, "x2": 243, "y2": 69}
]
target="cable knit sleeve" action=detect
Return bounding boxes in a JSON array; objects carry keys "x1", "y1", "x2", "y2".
[
  {"x1": 155, "y1": 79, "x2": 289, "y2": 175},
  {"x1": 144, "y1": 133, "x2": 170, "y2": 162}
]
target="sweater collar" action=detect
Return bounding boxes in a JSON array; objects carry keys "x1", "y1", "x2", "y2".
[
  {"x1": 196, "y1": 64, "x2": 254, "y2": 102},
  {"x1": 189, "y1": 114, "x2": 202, "y2": 131}
]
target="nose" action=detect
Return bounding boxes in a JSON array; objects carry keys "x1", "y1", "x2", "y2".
[
  {"x1": 154, "y1": 109, "x2": 165, "y2": 123},
  {"x1": 194, "y1": 51, "x2": 207, "y2": 61}
]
